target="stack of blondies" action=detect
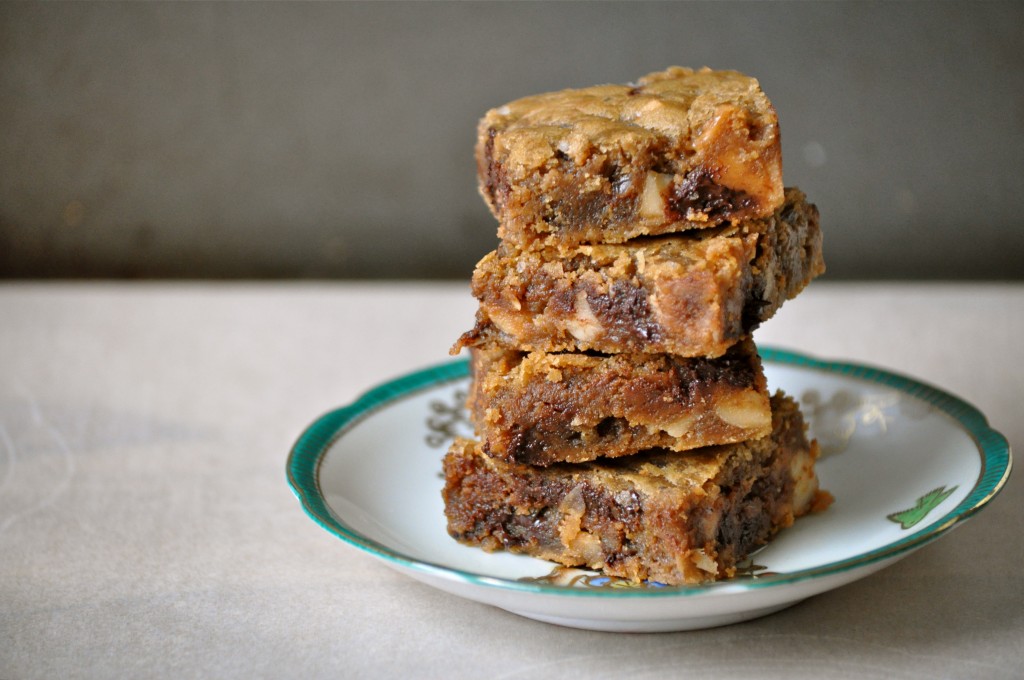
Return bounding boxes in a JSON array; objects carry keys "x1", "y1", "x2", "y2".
[{"x1": 443, "y1": 67, "x2": 829, "y2": 585}]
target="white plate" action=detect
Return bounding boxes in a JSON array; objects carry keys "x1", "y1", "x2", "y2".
[{"x1": 287, "y1": 347, "x2": 1011, "y2": 632}]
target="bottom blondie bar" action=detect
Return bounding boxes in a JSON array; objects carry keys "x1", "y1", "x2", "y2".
[{"x1": 443, "y1": 393, "x2": 829, "y2": 585}]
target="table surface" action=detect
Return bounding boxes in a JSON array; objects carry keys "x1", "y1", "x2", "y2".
[{"x1": 1, "y1": 281, "x2": 1020, "y2": 679}]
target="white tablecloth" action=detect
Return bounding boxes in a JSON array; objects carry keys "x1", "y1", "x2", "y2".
[{"x1": 1, "y1": 282, "x2": 1020, "y2": 678}]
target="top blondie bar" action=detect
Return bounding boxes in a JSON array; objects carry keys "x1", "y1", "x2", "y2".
[{"x1": 478, "y1": 67, "x2": 784, "y2": 248}]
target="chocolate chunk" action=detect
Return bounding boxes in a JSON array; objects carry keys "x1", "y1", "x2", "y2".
[{"x1": 668, "y1": 168, "x2": 756, "y2": 221}]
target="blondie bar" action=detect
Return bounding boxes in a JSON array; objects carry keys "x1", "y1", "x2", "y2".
[
  {"x1": 469, "y1": 338, "x2": 771, "y2": 466},
  {"x1": 443, "y1": 393, "x2": 827, "y2": 585},
  {"x1": 454, "y1": 188, "x2": 823, "y2": 357},
  {"x1": 478, "y1": 67, "x2": 783, "y2": 249}
]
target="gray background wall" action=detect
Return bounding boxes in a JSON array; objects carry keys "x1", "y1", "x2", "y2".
[{"x1": 1, "y1": 1, "x2": 1022, "y2": 280}]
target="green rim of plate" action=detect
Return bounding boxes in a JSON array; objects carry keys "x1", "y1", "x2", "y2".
[{"x1": 286, "y1": 347, "x2": 1012, "y2": 598}]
